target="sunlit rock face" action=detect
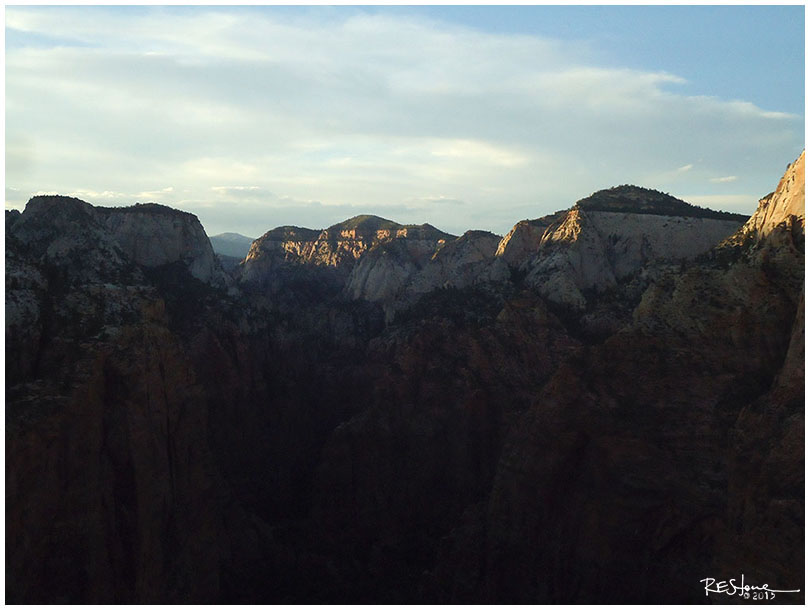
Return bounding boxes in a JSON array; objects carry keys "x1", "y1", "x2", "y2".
[
  {"x1": 513, "y1": 187, "x2": 747, "y2": 310},
  {"x1": 346, "y1": 229, "x2": 510, "y2": 320},
  {"x1": 345, "y1": 236, "x2": 441, "y2": 303},
  {"x1": 495, "y1": 213, "x2": 564, "y2": 265},
  {"x1": 241, "y1": 215, "x2": 453, "y2": 291},
  {"x1": 5, "y1": 153, "x2": 804, "y2": 604},
  {"x1": 741, "y1": 151, "x2": 805, "y2": 241},
  {"x1": 432, "y1": 153, "x2": 804, "y2": 604}
]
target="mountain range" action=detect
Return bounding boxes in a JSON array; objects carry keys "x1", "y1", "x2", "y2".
[{"x1": 5, "y1": 153, "x2": 804, "y2": 603}]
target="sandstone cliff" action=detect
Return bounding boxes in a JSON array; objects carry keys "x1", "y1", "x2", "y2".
[
  {"x1": 6, "y1": 199, "x2": 229, "y2": 602},
  {"x1": 429, "y1": 152, "x2": 804, "y2": 603},
  {"x1": 8, "y1": 196, "x2": 227, "y2": 287},
  {"x1": 738, "y1": 151, "x2": 805, "y2": 242},
  {"x1": 240, "y1": 215, "x2": 453, "y2": 295},
  {"x1": 99, "y1": 203, "x2": 227, "y2": 286},
  {"x1": 347, "y1": 229, "x2": 511, "y2": 320},
  {"x1": 494, "y1": 212, "x2": 564, "y2": 265},
  {"x1": 6, "y1": 154, "x2": 804, "y2": 604},
  {"x1": 508, "y1": 188, "x2": 747, "y2": 310}
]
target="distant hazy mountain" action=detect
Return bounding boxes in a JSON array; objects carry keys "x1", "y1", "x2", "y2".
[{"x1": 209, "y1": 232, "x2": 255, "y2": 259}]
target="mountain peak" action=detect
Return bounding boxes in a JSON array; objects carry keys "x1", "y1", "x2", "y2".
[
  {"x1": 576, "y1": 185, "x2": 748, "y2": 221},
  {"x1": 328, "y1": 214, "x2": 403, "y2": 232}
]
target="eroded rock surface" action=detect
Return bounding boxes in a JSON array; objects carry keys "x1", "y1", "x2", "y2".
[{"x1": 6, "y1": 154, "x2": 804, "y2": 604}]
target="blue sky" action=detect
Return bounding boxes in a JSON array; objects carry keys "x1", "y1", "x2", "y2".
[{"x1": 5, "y1": 5, "x2": 804, "y2": 236}]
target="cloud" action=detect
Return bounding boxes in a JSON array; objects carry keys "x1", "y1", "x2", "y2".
[
  {"x1": 710, "y1": 175, "x2": 739, "y2": 183},
  {"x1": 5, "y1": 7, "x2": 803, "y2": 235}
]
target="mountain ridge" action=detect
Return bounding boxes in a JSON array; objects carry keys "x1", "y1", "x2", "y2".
[
  {"x1": 575, "y1": 184, "x2": 750, "y2": 221},
  {"x1": 6, "y1": 155, "x2": 803, "y2": 603}
]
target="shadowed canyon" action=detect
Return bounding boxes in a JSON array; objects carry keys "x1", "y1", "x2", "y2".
[{"x1": 5, "y1": 153, "x2": 804, "y2": 603}]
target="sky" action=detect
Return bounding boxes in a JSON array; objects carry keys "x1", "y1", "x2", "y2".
[{"x1": 5, "y1": 5, "x2": 805, "y2": 237}]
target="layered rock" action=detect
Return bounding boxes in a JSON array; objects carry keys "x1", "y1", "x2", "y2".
[
  {"x1": 6, "y1": 201, "x2": 228, "y2": 602},
  {"x1": 241, "y1": 215, "x2": 453, "y2": 297},
  {"x1": 9, "y1": 196, "x2": 135, "y2": 284},
  {"x1": 431, "y1": 152, "x2": 805, "y2": 603},
  {"x1": 347, "y1": 230, "x2": 510, "y2": 313},
  {"x1": 6, "y1": 154, "x2": 804, "y2": 605},
  {"x1": 304, "y1": 215, "x2": 450, "y2": 268},
  {"x1": 344, "y1": 236, "x2": 440, "y2": 303},
  {"x1": 513, "y1": 188, "x2": 746, "y2": 310}
]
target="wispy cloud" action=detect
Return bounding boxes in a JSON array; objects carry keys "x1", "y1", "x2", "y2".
[
  {"x1": 710, "y1": 175, "x2": 739, "y2": 183},
  {"x1": 5, "y1": 7, "x2": 803, "y2": 235}
]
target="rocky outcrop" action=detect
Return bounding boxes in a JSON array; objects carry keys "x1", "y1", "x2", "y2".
[
  {"x1": 6, "y1": 200, "x2": 228, "y2": 602},
  {"x1": 346, "y1": 230, "x2": 511, "y2": 321},
  {"x1": 304, "y1": 216, "x2": 450, "y2": 268},
  {"x1": 430, "y1": 152, "x2": 804, "y2": 604},
  {"x1": 409, "y1": 230, "x2": 509, "y2": 295},
  {"x1": 8, "y1": 196, "x2": 226, "y2": 287},
  {"x1": 9, "y1": 196, "x2": 135, "y2": 284},
  {"x1": 495, "y1": 212, "x2": 564, "y2": 265},
  {"x1": 735, "y1": 150, "x2": 805, "y2": 243},
  {"x1": 99, "y1": 203, "x2": 227, "y2": 285},
  {"x1": 241, "y1": 216, "x2": 452, "y2": 290},
  {"x1": 344, "y1": 236, "x2": 439, "y2": 303},
  {"x1": 517, "y1": 192, "x2": 746, "y2": 310},
  {"x1": 6, "y1": 154, "x2": 804, "y2": 604}
]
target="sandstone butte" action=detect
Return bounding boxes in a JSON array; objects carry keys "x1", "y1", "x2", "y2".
[{"x1": 5, "y1": 151, "x2": 804, "y2": 604}]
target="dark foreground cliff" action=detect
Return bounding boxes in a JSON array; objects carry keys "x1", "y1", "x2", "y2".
[{"x1": 6, "y1": 154, "x2": 805, "y2": 603}]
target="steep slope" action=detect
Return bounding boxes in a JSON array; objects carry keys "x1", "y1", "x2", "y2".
[
  {"x1": 431, "y1": 151, "x2": 805, "y2": 603},
  {"x1": 347, "y1": 230, "x2": 511, "y2": 319},
  {"x1": 727, "y1": 150, "x2": 805, "y2": 245},
  {"x1": 495, "y1": 212, "x2": 565, "y2": 265},
  {"x1": 6, "y1": 199, "x2": 231, "y2": 602},
  {"x1": 9, "y1": 196, "x2": 228, "y2": 287},
  {"x1": 408, "y1": 230, "x2": 510, "y2": 296},
  {"x1": 6, "y1": 154, "x2": 803, "y2": 605},
  {"x1": 344, "y1": 236, "x2": 440, "y2": 304},
  {"x1": 98, "y1": 203, "x2": 227, "y2": 286},
  {"x1": 522, "y1": 206, "x2": 744, "y2": 309},
  {"x1": 492, "y1": 188, "x2": 747, "y2": 311},
  {"x1": 241, "y1": 215, "x2": 453, "y2": 293}
]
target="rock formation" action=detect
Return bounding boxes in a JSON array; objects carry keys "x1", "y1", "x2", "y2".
[
  {"x1": 6, "y1": 153, "x2": 804, "y2": 604},
  {"x1": 430, "y1": 155, "x2": 804, "y2": 603},
  {"x1": 99, "y1": 203, "x2": 227, "y2": 285},
  {"x1": 506, "y1": 187, "x2": 747, "y2": 310}
]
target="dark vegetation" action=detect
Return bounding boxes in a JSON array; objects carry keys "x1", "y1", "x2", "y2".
[
  {"x1": 577, "y1": 185, "x2": 750, "y2": 221},
  {"x1": 97, "y1": 202, "x2": 197, "y2": 217}
]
